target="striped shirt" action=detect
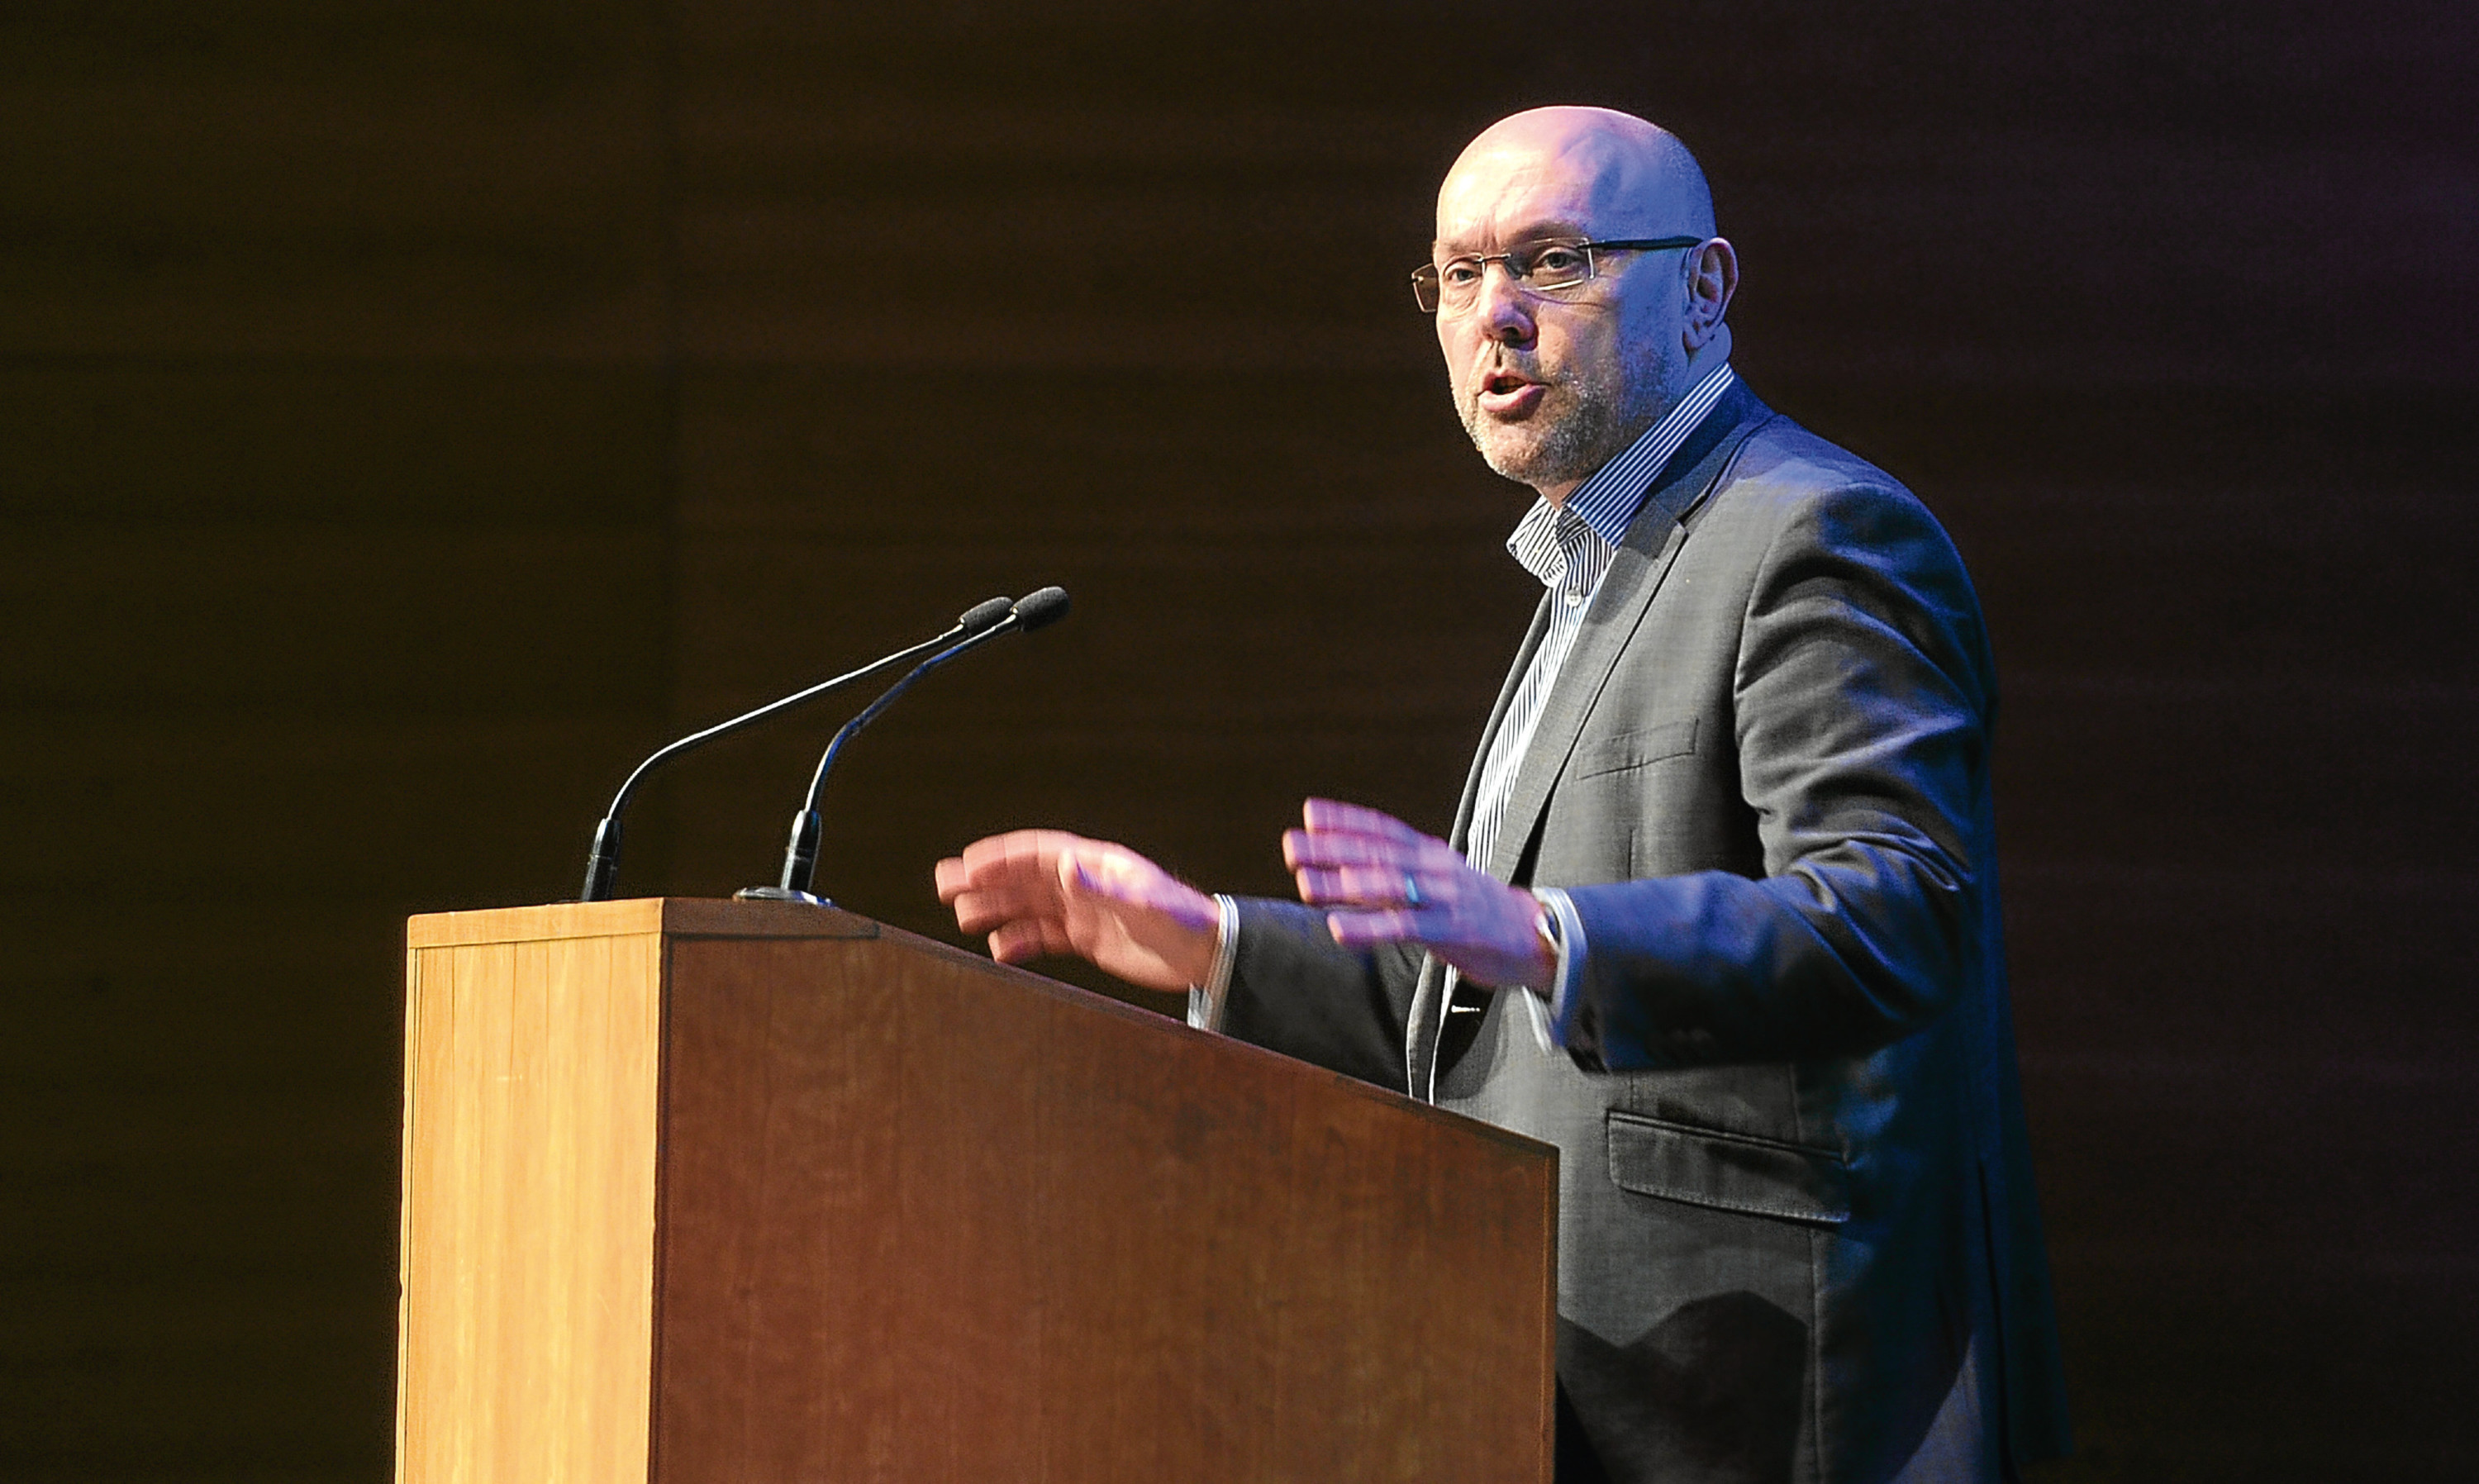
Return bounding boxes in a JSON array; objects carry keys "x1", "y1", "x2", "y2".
[
  {"x1": 1459, "y1": 363, "x2": 1736, "y2": 1049},
  {"x1": 1192, "y1": 364, "x2": 1737, "y2": 1042}
]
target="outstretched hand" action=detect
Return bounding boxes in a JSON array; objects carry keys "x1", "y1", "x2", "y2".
[
  {"x1": 935, "y1": 830, "x2": 1220, "y2": 992},
  {"x1": 1283, "y1": 798, "x2": 1556, "y2": 990}
]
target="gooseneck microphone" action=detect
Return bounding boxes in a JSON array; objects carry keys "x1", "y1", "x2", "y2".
[
  {"x1": 576, "y1": 595, "x2": 1016, "y2": 901},
  {"x1": 743, "y1": 585, "x2": 1070, "y2": 904}
]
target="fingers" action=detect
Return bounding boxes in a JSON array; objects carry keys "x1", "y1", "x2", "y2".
[
  {"x1": 1285, "y1": 833, "x2": 1467, "y2": 878},
  {"x1": 1284, "y1": 800, "x2": 1458, "y2": 869},
  {"x1": 1293, "y1": 863, "x2": 1432, "y2": 909},
  {"x1": 1284, "y1": 840, "x2": 1447, "y2": 882},
  {"x1": 939, "y1": 829, "x2": 1087, "y2": 934},
  {"x1": 939, "y1": 830, "x2": 1083, "y2": 906},
  {"x1": 1278, "y1": 797, "x2": 1549, "y2": 986},
  {"x1": 946, "y1": 829, "x2": 1088, "y2": 886},
  {"x1": 987, "y1": 915, "x2": 1073, "y2": 964},
  {"x1": 1298, "y1": 797, "x2": 1429, "y2": 843},
  {"x1": 1282, "y1": 799, "x2": 1462, "y2": 921},
  {"x1": 949, "y1": 885, "x2": 1046, "y2": 937},
  {"x1": 931, "y1": 854, "x2": 974, "y2": 901},
  {"x1": 1324, "y1": 907, "x2": 1425, "y2": 945}
]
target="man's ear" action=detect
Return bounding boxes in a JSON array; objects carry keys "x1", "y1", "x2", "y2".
[{"x1": 1683, "y1": 237, "x2": 1739, "y2": 350}]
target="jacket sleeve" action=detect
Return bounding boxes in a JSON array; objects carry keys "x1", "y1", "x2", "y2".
[
  {"x1": 1220, "y1": 897, "x2": 1425, "y2": 1094},
  {"x1": 1560, "y1": 479, "x2": 1998, "y2": 1071}
]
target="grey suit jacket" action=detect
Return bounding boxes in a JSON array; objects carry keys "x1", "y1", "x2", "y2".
[{"x1": 1221, "y1": 385, "x2": 2071, "y2": 1483}]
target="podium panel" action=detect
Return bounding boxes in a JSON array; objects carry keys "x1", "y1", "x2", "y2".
[{"x1": 398, "y1": 899, "x2": 1554, "y2": 1482}]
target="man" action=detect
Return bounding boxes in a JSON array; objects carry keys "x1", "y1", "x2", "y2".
[{"x1": 937, "y1": 107, "x2": 2070, "y2": 1482}]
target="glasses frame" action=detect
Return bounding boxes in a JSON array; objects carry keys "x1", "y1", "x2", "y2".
[{"x1": 1411, "y1": 235, "x2": 1706, "y2": 314}]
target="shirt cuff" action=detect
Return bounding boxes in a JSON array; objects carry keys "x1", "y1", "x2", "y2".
[
  {"x1": 1523, "y1": 887, "x2": 1587, "y2": 1051},
  {"x1": 1186, "y1": 893, "x2": 1240, "y2": 1033}
]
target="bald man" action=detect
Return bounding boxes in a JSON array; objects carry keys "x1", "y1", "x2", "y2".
[{"x1": 940, "y1": 107, "x2": 2070, "y2": 1482}]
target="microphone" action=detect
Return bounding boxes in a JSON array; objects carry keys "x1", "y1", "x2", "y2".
[
  {"x1": 576, "y1": 595, "x2": 1016, "y2": 901},
  {"x1": 741, "y1": 585, "x2": 1070, "y2": 904}
]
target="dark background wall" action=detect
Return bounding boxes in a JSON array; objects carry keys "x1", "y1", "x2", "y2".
[{"x1": 3, "y1": 2, "x2": 2472, "y2": 1477}]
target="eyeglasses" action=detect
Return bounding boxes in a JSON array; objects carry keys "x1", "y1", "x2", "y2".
[{"x1": 1411, "y1": 236, "x2": 1706, "y2": 314}]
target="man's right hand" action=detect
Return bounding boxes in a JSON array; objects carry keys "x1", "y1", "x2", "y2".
[{"x1": 935, "y1": 830, "x2": 1220, "y2": 993}]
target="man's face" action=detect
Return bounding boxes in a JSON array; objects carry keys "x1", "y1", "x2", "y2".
[{"x1": 1433, "y1": 137, "x2": 1687, "y2": 500}]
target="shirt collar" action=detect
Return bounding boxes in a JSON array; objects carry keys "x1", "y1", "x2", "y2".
[{"x1": 1504, "y1": 363, "x2": 1736, "y2": 584}]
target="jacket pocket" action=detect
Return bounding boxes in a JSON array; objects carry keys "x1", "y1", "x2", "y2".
[
  {"x1": 1571, "y1": 718, "x2": 1698, "y2": 780},
  {"x1": 1605, "y1": 1110, "x2": 1850, "y2": 1225}
]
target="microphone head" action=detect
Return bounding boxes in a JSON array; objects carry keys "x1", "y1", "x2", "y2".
[
  {"x1": 1011, "y1": 585, "x2": 1071, "y2": 632},
  {"x1": 957, "y1": 595, "x2": 1015, "y2": 635}
]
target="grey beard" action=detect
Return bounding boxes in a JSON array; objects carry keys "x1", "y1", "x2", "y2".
[
  {"x1": 1465, "y1": 384, "x2": 1620, "y2": 488},
  {"x1": 1461, "y1": 343, "x2": 1679, "y2": 491}
]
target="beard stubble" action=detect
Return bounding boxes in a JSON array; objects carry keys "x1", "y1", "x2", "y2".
[{"x1": 1459, "y1": 337, "x2": 1679, "y2": 491}]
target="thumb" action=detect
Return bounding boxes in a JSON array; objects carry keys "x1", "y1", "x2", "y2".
[
  {"x1": 1055, "y1": 848, "x2": 1095, "y2": 898},
  {"x1": 1060, "y1": 845, "x2": 1163, "y2": 914},
  {"x1": 1058, "y1": 845, "x2": 1130, "y2": 906}
]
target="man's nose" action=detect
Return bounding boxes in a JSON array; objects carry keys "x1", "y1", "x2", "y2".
[{"x1": 1473, "y1": 261, "x2": 1537, "y2": 344}]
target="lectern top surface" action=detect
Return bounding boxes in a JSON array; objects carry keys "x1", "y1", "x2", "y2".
[{"x1": 406, "y1": 897, "x2": 880, "y2": 949}]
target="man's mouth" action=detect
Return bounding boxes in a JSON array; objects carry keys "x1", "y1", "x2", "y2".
[{"x1": 1477, "y1": 371, "x2": 1546, "y2": 419}]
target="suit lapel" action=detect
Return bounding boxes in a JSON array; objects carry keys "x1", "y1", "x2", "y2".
[
  {"x1": 1406, "y1": 592, "x2": 1557, "y2": 1100},
  {"x1": 1483, "y1": 383, "x2": 1773, "y2": 884},
  {"x1": 1410, "y1": 383, "x2": 1773, "y2": 1100}
]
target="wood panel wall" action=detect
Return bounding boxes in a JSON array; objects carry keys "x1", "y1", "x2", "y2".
[{"x1": 3, "y1": 2, "x2": 2472, "y2": 1477}]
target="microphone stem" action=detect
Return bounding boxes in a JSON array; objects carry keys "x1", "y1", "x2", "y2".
[
  {"x1": 577, "y1": 619, "x2": 977, "y2": 901},
  {"x1": 780, "y1": 616, "x2": 1021, "y2": 896},
  {"x1": 606, "y1": 625, "x2": 964, "y2": 823}
]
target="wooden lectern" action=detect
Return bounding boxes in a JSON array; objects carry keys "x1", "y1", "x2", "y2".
[{"x1": 397, "y1": 898, "x2": 1555, "y2": 1481}]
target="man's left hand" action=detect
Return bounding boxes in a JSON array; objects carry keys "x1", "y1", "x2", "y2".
[{"x1": 1282, "y1": 797, "x2": 1556, "y2": 990}]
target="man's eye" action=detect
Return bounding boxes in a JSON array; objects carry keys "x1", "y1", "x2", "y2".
[
  {"x1": 1528, "y1": 246, "x2": 1586, "y2": 278},
  {"x1": 1440, "y1": 259, "x2": 1483, "y2": 286}
]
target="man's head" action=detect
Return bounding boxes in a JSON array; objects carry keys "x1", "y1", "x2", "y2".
[{"x1": 1430, "y1": 107, "x2": 1738, "y2": 502}]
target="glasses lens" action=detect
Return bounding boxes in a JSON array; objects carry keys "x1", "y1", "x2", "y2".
[
  {"x1": 1430, "y1": 255, "x2": 1486, "y2": 311},
  {"x1": 1411, "y1": 264, "x2": 1441, "y2": 313},
  {"x1": 1519, "y1": 241, "x2": 1593, "y2": 291}
]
